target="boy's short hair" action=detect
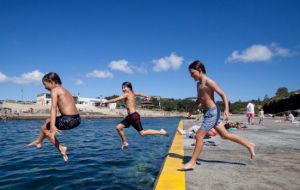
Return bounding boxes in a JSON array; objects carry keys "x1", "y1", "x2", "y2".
[
  {"x1": 189, "y1": 60, "x2": 206, "y2": 74},
  {"x1": 122, "y1": 81, "x2": 133, "y2": 91},
  {"x1": 42, "y1": 72, "x2": 62, "y2": 84}
]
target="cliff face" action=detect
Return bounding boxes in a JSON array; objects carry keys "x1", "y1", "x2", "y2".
[{"x1": 263, "y1": 91, "x2": 300, "y2": 115}]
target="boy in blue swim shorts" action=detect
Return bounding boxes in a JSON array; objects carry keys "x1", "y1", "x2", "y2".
[{"x1": 182, "y1": 60, "x2": 255, "y2": 170}]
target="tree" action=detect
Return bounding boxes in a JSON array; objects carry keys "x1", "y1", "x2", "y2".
[
  {"x1": 151, "y1": 97, "x2": 160, "y2": 108},
  {"x1": 160, "y1": 98, "x2": 177, "y2": 111},
  {"x1": 263, "y1": 94, "x2": 269, "y2": 102},
  {"x1": 275, "y1": 87, "x2": 289, "y2": 97}
]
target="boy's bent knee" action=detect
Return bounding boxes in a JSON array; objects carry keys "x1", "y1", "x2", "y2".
[
  {"x1": 41, "y1": 124, "x2": 49, "y2": 131},
  {"x1": 219, "y1": 133, "x2": 229, "y2": 139},
  {"x1": 195, "y1": 132, "x2": 206, "y2": 140},
  {"x1": 139, "y1": 130, "x2": 145, "y2": 136},
  {"x1": 116, "y1": 125, "x2": 122, "y2": 130}
]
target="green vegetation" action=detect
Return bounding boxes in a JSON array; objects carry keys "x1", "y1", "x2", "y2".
[{"x1": 105, "y1": 87, "x2": 300, "y2": 115}]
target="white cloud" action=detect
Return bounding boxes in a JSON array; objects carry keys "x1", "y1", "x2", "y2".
[
  {"x1": 0, "y1": 72, "x2": 7, "y2": 83},
  {"x1": 108, "y1": 60, "x2": 134, "y2": 74},
  {"x1": 227, "y1": 43, "x2": 293, "y2": 63},
  {"x1": 152, "y1": 53, "x2": 184, "y2": 72},
  {"x1": 270, "y1": 43, "x2": 292, "y2": 57},
  {"x1": 86, "y1": 70, "x2": 113, "y2": 79},
  {"x1": 133, "y1": 65, "x2": 148, "y2": 74},
  {"x1": 75, "y1": 79, "x2": 83, "y2": 85},
  {"x1": 11, "y1": 70, "x2": 44, "y2": 85}
]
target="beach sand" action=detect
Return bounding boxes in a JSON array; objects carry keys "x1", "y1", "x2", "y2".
[{"x1": 183, "y1": 116, "x2": 300, "y2": 190}]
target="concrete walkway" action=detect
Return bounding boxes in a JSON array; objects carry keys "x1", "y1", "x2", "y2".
[{"x1": 183, "y1": 116, "x2": 300, "y2": 190}]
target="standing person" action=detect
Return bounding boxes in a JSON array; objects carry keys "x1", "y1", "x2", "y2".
[
  {"x1": 258, "y1": 108, "x2": 264, "y2": 125},
  {"x1": 102, "y1": 82, "x2": 169, "y2": 150},
  {"x1": 28, "y1": 72, "x2": 81, "y2": 162},
  {"x1": 182, "y1": 60, "x2": 255, "y2": 170},
  {"x1": 246, "y1": 102, "x2": 255, "y2": 125}
]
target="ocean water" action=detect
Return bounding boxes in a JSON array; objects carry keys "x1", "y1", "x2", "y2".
[{"x1": 0, "y1": 118, "x2": 180, "y2": 190}]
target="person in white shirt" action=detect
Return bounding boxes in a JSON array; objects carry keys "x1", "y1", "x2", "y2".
[{"x1": 246, "y1": 102, "x2": 255, "y2": 125}]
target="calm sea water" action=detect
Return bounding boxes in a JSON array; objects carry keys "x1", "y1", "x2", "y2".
[{"x1": 0, "y1": 117, "x2": 180, "y2": 190}]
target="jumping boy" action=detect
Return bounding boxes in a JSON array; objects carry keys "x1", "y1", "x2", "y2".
[
  {"x1": 28, "y1": 72, "x2": 81, "y2": 162},
  {"x1": 182, "y1": 60, "x2": 255, "y2": 170},
  {"x1": 102, "y1": 81, "x2": 169, "y2": 150}
]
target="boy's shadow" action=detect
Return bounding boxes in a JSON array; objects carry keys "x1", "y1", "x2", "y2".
[{"x1": 167, "y1": 153, "x2": 246, "y2": 171}]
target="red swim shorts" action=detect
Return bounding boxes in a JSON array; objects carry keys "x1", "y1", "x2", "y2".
[{"x1": 247, "y1": 113, "x2": 255, "y2": 118}]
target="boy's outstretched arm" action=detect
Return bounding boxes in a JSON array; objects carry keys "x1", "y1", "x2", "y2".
[
  {"x1": 134, "y1": 92, "x2": 151, "y2": 102},
  {"x1": 103, "y1": 95, "x2": 127, "y2": 104},
  {"x1": 134, "y1": 92, "x2": 146, "y2": 97}
]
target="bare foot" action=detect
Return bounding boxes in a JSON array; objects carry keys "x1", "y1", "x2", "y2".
[
  {"x1": 177, "y1": 128, "x2": 185, "y2": 135},
  {"x1": 27, "y1": 141, "x2": 42, "y2": 148},
  {"x1": 60, "y1": 146, "x2": 68, "y2": 162},
  {"x1": 248, "y1": 143, "x2": 256, "y2": 159},
  {"x1": 181, "y1": 162, "x2": 195, "y2": 171},
  {"x1": 161, "y1": 129, "x2": 169, "y2": 137},
  {"x1": 121, "y1": 142, "x2": 129, "y2": 150}
]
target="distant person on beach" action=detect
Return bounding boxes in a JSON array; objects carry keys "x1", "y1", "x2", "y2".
[
  {"x1": 224, "y1": 120, "x2": 243, "y2": 129},
  {"x1": 102, "y1": 81, "x2": 169, "y2": 150},
  {"x1": 182, "y1": 60, "x2": 255, "y2": 170},
  {"x1": 28, "y1": 72, "x2": 81, "y2": 162},
  {"x1": 284, "y1": 111, "x2": 295, "y2": 123},
  {"x1": 258, "y1": 108, "x2": 264, "y2": 125},
  {"x1": 246, "y1": 102, "x2": 255, "y2": 125}
]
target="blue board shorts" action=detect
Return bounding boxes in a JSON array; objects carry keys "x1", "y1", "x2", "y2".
[{"x1": 200, "y1": 107, "x2": 222, "y2": 131}]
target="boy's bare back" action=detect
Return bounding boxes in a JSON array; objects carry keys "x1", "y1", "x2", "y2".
[{"x1": 52, "y1": 86, "x2": 78, "y2": 115}]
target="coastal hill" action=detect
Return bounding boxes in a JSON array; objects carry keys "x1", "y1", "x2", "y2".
[{"x1": 263, "y1": 90, "x2": 300, "y2": 115}]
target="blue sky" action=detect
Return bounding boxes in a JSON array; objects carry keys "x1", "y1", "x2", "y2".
[{"x1": 0, "y1": 0, "x2": 299, "y2": 102}]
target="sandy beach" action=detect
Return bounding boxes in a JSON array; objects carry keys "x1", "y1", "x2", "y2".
[{"x1": 183, "y1": 115, "x2": 300, "y2": 190}]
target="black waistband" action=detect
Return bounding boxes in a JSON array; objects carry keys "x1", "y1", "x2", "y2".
[{"x1": 61, "y1": 114, "x2": 80, "y2": 117}]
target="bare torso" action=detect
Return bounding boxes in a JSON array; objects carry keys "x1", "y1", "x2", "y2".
[
  {"x1": 197, "y1": 77, "x2": 217, "y2": 110},
  {"x1": 124, "y1": 92, "x2": 137, "y2": 114},
  {"x1": 54, "y1": 86, "x2": 79, "y2": 115}
]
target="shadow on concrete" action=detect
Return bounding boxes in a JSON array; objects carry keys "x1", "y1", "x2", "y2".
[
  {"x1": 167, "y1": 153, "x2": 184, "y2": 160},
  {"x1": 168, "y1": 153, "x2": 246, "y2": 166},
  {"x1": 197, "y1": 158, "x2": 246, "y2": 166}
]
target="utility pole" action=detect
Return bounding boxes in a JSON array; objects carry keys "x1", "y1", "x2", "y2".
[{"x1": 21, "y1": 88, "x2": 23, "y2": 101}]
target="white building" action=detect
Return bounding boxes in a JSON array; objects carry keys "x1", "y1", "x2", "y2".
[
  {"x1": 36, "y1": 93, "x2": 114, "y2": 109},
  {"x1": 108, "y1": 103, "x2": 117, "y2": 109},
  {"x1": 36, "y1": 93, "x2": 79, "y2": 106},
  {"x1": 36, "y1": 93, "x2": 52, "y2": 106},
  {"x1": 77, "y1": 97, "x2": 102, "y2": 107}
]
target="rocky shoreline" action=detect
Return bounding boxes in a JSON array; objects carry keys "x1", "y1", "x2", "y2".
[
  {"x1": 0, "y1": 113, "x2": 184, "y2": 120},
  {"x1": 0, "y1": 101, "x2": 185, "y2": 120}
]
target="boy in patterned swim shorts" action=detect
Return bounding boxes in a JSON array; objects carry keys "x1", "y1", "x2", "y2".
[
  {"x1": 28, "y1": 72, "x2": 81, "y2": 162},
  {"x1": 182, "y1": 60, "x2": 255, "y2": 170}
]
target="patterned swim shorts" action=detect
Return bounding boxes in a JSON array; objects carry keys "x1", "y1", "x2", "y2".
[
  {"x1": 200, "y1": 107, "x2": 221, "y2": 131},
  {"x1": 46, "y1": 114, "x2": 81, "y2": 130}
]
